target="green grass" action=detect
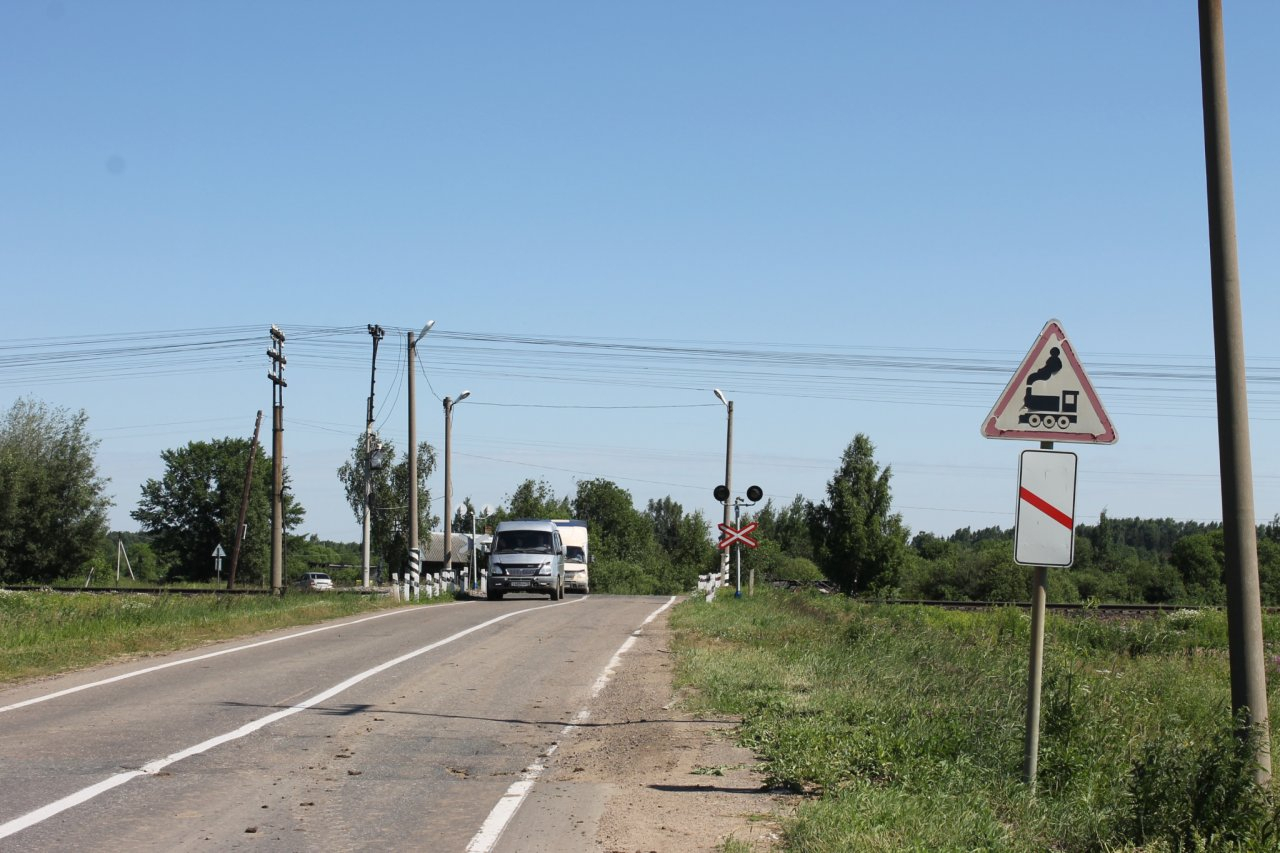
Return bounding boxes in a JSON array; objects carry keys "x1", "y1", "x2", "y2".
[
  {"x1": 0, "y1": 589, "x2": 417, "y2": 684},
  {"x1": 671, "y1": 589, "x2": 1280, "y2": 852}
]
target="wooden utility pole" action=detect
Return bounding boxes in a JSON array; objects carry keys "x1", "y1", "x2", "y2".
[
  {"x1": 227, "y1": 410, "x2": 263, "y2": 590},
  {"x1": 268, "y1": 327, "x2": 286, "y2": 594},
  {"x1": 362, "y1": 324, "x2": 384, "y2": 588}
]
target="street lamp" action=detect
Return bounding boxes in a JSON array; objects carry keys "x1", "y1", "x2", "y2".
[
  {"x1": 713, "y1": 388, "x2": 733, "y2": 585},
  {"x1": 407, "y1": 320, "x2": 435, "y2": 587},
  {"x1": 443, "y1": 390, "x2": 471, "y2": 590}
]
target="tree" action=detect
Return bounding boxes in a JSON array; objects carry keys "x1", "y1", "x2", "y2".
[
  {"x1": 1170, "y1": 531, "x2": 1226, "y2": 604},
  {"x1": 574, "y1": 479, "x2": 655, "y2": 563},
  {"x1": 573, "y1": 479, "x2": 701, "y2": 594},
  {"x1": 751, "y1": 494, "x2": 813, "y2": 560},
  {"x1": 504, "y1": 479, "x2": 571, "y2": 521},
  {"x1": 645, "y1": 496, "x2": 715, "y2": 579},
  {"x1": 808, "y1": 433, "x2": 908, "y2": 594},
  {"x1": 133, "y1": 437, "x2": 302, "y2": 581},
  {"x1": 0, "y1": 398, "x2": 112, "y2": 583},
  {"x1": 336, "y1": 435, "x2": 437, "y2": 573}
]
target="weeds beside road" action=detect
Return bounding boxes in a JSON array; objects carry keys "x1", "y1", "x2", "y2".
[
  {"x1": 0, "y1": 588, "x2": 406, "y2": 685},
  {"x1": 671, "y1": 589, "x2": 1280, "y2": 852}
]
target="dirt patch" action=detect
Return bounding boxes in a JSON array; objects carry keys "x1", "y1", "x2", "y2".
[{"x1": 543, "y1": 604, "x2": 796, "y2": 852}]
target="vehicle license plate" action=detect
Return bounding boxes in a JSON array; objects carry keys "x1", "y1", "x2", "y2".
[{"x1": 511, "y1": 579, "x2": 530, "y2": 587}]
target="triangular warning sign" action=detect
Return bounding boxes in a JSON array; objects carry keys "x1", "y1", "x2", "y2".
[{"x1": 981, "y1": 319, "x2": 1117, "y2": 444}]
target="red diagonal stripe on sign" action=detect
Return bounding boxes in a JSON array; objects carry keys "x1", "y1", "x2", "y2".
[{"x1": 1019, "y1": 487, "x2": 1073, "y2": 529}]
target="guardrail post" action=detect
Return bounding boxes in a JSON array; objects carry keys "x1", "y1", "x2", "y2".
[{"x1": 408, "y1": 548, "x2": 421, "y2": 602}]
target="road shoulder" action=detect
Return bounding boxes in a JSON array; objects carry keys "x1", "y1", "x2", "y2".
[{"x1": 494, "y1": 601, "x2": 793, "y2": 853}]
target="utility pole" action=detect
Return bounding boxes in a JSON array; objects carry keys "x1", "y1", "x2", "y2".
[
  {"x1": 362, "y1": 324, "x2": 384, "y2": 588},
  {"x1": 714, "y1": 390, "x2": 733, "y2": 586},
  {"x1": 407, "y1": 322, "x2": 434, "y2": 584},
  {"x1": 227, "y1": 409, "x2": 263, "y2": 590},
  {"x1": 267, "y1": 327, "x2": 286, "y2": 594},
  {"x1": 1198, "y1": 0, "x2": 1269, "y2": 783},
  {"x1": 443, "y1": 391, "x2": 471, "y2": 590}
]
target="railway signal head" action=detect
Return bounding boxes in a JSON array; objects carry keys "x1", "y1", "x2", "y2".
[{"x1": 713, "y1": 485, "x2": 729, "y2": 502}]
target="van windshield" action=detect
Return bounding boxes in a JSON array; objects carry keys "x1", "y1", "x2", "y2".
[
  {"x1": 493, "y1": 530, "x2": 553, "y2": 554},
  {"x1": 565, "y1": 546, "x2": 585, "y2": 563}
]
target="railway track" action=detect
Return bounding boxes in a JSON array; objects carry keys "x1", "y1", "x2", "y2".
[
  {"x1": 5, "y1": 586, "x2": 1272, "y2": 616},
  {"x1": 3, "y1": 584, "x2": 277, "y2": 596},
  {"x1": 883, "y1": 599, "x2": 1221, "y2": 615}
]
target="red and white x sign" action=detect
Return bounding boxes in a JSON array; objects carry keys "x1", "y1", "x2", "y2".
[{"x1": 717, "y1": 522, "x2": 759, "y2": 550}]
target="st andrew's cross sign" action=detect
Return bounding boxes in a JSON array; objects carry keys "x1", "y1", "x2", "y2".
[{"x1": 717, "y1": 522, "x2": 758, "y2": 550}]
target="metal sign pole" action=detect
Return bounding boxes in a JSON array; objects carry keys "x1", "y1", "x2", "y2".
[
  {"x1": 1022, "y1": 440, "x2": 1052, "y2": 789},
  {"x1": 733, "y1": 499, "x2": 742, "y2": 598}
]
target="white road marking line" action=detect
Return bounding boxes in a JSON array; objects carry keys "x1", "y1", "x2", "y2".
[
  {"x1": 465, "y1": 596, "x2": 676, "y2": 853},
  {"x1": 0, "y1": 598, "x2": 583, "y2": 841}
]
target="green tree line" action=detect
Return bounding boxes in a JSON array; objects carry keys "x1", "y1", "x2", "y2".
[{"x1": 4, "y1": 394, "x2": 1277, "y2": 604}]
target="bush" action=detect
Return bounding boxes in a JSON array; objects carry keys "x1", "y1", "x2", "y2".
[{"x1": 1123, "y1": 714, "x2": 1280, "y2": 850}]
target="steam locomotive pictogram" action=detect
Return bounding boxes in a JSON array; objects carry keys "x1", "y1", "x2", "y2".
[
  {"x1": 1019, "y1": 387, "x2": 1079, "y2": 429},
  {"x1": 1018, "y1": 345, "x2": 1078, "y2": 430}
]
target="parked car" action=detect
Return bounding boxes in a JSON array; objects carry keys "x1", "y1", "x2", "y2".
[{"x1": 297, "y1": 571, "x2": 334, "y2": 591}]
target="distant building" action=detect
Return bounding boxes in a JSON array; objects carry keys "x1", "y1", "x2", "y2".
[{"x1": 420, "y1": 531, "x2": 473, "y2": 570}]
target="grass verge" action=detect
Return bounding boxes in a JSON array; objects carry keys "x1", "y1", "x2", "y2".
[
  {"x1": 671, "y1": 589, "x2": 1280, "y2": 852},
  {"x1": 0, "y1": 589, "x2": 414, "y2": 685}
]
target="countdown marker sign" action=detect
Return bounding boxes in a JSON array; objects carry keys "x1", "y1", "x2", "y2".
[{"x1": 1014, "y1": 450, "x2": 1078, "y2": 567}]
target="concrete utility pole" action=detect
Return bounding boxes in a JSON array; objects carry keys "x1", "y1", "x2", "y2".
[
  {"x1": 227, "y1": 409, "x2": 263, "y2": 590},
  {"x1": 1198, "y1": 0, "x2": 1269, "y2": 783},
  {"x1": 267, "y1": 327, "x2": 286, "y2": 594},
  {"x1": 362, "y1": 324, "x2": 385, "y2": 588},
  {"x1": 714, "y1": 389, "x2": 733, "y2": 584},
  {"x1": 407, "y1": 322, "x2": 434, "y2": 576},
  {"x1": 442, "y1": 391, "x2": 470, "y2": 588}
]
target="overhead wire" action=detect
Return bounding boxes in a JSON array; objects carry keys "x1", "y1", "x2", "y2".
[
  {"x1": 3, "y1": 323, "x2": 1278, "y2": 422},
  {"x1": 7, "y1": 322, "x2": 1266, "y2": 528}
]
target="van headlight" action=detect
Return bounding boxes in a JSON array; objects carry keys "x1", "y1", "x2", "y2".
[
  {"x1": 537, "y1": 564, "x2": 552, "y2": 576},
  {"x1": 490, "y1": 566, "x2": 505, "y2": 576}
]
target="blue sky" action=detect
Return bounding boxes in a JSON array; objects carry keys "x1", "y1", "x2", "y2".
[{"x1": 3, "y1": 1, "x2": 1278, "y2": 545}]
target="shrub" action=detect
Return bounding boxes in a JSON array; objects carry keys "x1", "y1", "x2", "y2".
[{"x1": 1122, "y1": 714, "x2": 1280, "y2": 850}]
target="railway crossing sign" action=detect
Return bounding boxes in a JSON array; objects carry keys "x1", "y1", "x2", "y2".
[
  {"x1": 717, "y1": 522, "x2": 759, "y2": 550},
  {"x1": 1014, "y1": 450, "x2": 1077, "y2": 567},
  {"x1": 981, "y1": 319, "x2": 1117, "y2": 444}
]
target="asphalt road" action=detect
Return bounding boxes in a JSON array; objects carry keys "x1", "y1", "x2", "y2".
[{"x1": 0, "y1": 594, "x2": 676, "y2": 852}]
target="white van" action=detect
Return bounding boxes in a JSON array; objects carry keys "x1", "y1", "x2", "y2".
[{"x1": 486, "y1": 520, "x2": 565, "y2": 600}]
